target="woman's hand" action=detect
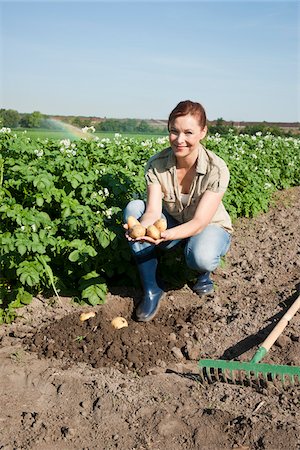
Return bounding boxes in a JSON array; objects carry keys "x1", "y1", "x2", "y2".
[
  {"x1": 126, "y1": 228, "x2": 175, "y2": 246},
  {"x1": 123, "y1": 223, "x2": 157, "y2": 243}
]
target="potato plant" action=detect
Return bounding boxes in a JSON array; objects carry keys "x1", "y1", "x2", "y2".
[{"x1": 0, "y1": 128, "x2": 299, "y2": 322}]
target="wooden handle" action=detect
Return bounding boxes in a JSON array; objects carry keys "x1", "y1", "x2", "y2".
[{"x1": 262, "y1": 294, "x2": 300, "y2": 352}]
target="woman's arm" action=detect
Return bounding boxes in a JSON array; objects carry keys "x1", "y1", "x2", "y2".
[{"x1": 139, "y1": 184, "x2": 163, "y2": 227}]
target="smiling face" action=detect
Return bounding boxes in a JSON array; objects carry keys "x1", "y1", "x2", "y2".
[{"x1": 169, "y1": 114, "x2": 207, "y2": 160}]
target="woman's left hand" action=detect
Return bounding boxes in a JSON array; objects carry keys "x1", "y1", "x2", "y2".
[
  {"x1": 130, "y1": 229, "x2": 172, "y2": 245},
  {"x1": 134, "y1": 228, "x2": 176, "y2": 245}
]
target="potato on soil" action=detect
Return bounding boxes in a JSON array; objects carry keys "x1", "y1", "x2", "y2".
[
  {"x1": 129, "y1": 224, "x2": 146, "y2": 239},
  {"x1": 146, "y1": 225, "x2": 161, "y2": 240},
  {"x1": 80, "y1": 311, "x2": 96, "y2": 322},
  {"x1": 153, "y1": 218, "x2": 167, "y2": 232},
  {"x1": 111, "y1": 316, "x2": 128, "y2": 329},
  {"x1": 127, "y1": 215, "x2": 140, "y2": 228}
]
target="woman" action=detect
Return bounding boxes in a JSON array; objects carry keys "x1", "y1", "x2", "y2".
[{"x1": 124, "y1": 100, "x2": 232, "y2": 322}]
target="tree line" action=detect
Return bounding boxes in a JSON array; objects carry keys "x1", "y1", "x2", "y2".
[
  {"x1": 0, "y1": 109, "x2": 44, "y2": 128},
  {"x1": 0, "y1": 109, "x2": 167, "y2": 135},
  {"x1": 0, "y1": 108, "x2": 297, "y2": 137}
]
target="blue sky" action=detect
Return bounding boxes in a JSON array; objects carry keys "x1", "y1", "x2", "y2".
[{"x1": 1, "y1": 1, "x2": 299, "y2": 122}]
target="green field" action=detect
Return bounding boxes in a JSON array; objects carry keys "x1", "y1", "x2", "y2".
[
  {"x1": 14, "y1": 128, "x2": 168, "y2": 141},
  {"x1": 0, "y1": 128, "x2": 299, "y2": 322}
]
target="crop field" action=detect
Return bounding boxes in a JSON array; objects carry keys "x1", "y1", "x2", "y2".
[
  {"x1": 0, "y1": 127, "x2": 299, "y2": 322},
  {"x1": 0, "y1": 126, "x2": 300, "y2": 449}
]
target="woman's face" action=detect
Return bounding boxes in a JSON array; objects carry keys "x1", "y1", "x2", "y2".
[{"x1": 169, "y1": 114, "x2": 207, "y2": 159}]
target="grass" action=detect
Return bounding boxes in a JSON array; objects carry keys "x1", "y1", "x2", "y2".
[{"x1": 13, "y1": 128, "x2": 168, "y2": 141}]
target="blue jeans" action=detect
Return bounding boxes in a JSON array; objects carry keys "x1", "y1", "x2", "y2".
[{"x1": 124, "y1": 200, "x2": 231, "y2": 273}]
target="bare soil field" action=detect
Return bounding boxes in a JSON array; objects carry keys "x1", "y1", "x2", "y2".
[{"x1": 0, "y1": 186, "x2": 299, "y2": 450}]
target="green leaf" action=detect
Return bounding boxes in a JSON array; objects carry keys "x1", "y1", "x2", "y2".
[
  {"x1": 17, "y1": 288, "x2": 32, "y2": 305},
  {"x1": 36, "y1": 196, "x2": 44, "y2": 207},
  {"x1": 81, "y1": 283, "x2": 107, "y2": 306},
  {"x1": 16, "y1": 261, "x2": 42, "y2": 287},
  {"x1": 17, "y1": 244, "x2": 27, "y2": 256},
  {"x1": 69, "y1": 250, "x2": 79, "y2": 262},
  {"x1": 79, "y1": 271, "x2": 107, "y2": 305}
]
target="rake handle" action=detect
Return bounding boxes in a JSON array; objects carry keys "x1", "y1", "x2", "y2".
[{"x1": 251, "y1": 294, "x2": 300, "y2": 363}]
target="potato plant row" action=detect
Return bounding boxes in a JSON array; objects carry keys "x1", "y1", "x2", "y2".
[{"x1": 0, "y1": 129, "x2": 299, "y2": 322}]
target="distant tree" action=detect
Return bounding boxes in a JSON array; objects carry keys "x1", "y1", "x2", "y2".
[
  {"x1": 137, "y1": 120, "x2": 151, "y2": 133},
  {"x1": 95, "y1": 118, "x2": 167, "y2": 134},
  {"x1": 208, "y1": 117, "x2": 233, "y2": 135},
  {"x1": 1, "y1": 109, "x2": 20, "y2": 128},
  {"x1": 96, "y1": 119, "x2": 120, "y2": 132},
  {"x1": 29, "y1": 111, "x2": 43, "y2": 128},
  {"x1": 19, "y1": 111, "x2": 43, "y2": 128},
  {"x1": 242, "y1": 123, "x2": 283, "y2": 136},
  {"x1": 71, "y1": 117, "x2": 91, "y2": 128},
  {"x1": 19, "y1": 114, "x2": 30, "y2": 128}
]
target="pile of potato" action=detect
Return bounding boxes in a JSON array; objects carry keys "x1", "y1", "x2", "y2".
[{"x1": 127, "y1": 216, "x2": 167, "y2": 240}]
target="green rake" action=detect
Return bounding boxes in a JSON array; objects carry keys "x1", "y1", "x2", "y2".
[{"x1": 199, "y1": 293, "x2": 300, "y2": 386}]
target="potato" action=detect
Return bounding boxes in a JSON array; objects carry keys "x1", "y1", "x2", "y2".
[
  {"x1": 153, "y1": 218, "x2": 167, "y2": 232},
  {"x1": 146, "y1": 225, "x2": 161, "y2": 240},
  {"x1": 111, "y1": 316, "x2": 128, "y2": 329},
  {"x1": 80, "y1": 311, "x2": 96, "y2": 322},
  {"x1": 127, "y1": 215, "x2": 140, "y2": 228},
  {"x1": 129, "y1": 224, "x2": 146, "y2": 239}
]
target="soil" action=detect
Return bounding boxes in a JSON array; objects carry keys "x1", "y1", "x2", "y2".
[{"x1": 1, "y1": 186, "x2": 300, "y2": 450}]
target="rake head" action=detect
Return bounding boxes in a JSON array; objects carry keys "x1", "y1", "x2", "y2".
[{"x1": 198, "y1": 359, "x2": 300, "y2": 387}]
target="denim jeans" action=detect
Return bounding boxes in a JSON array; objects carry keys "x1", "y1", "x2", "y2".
[{"x1": 124, "y1": 199, "x2": 231, "y2": 273}]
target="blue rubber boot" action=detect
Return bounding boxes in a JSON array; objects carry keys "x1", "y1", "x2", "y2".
[
  {"x1": 135, "y1": 253, "x2": 165, "y2": 322},
  {"x1": 193, "y1": 271, "x2": 214, "y2": 296}
]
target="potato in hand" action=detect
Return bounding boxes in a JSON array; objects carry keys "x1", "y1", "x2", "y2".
[
  {"x1": 146, "y1": 225, "x2": 161, "y2": 240},
  {"x1": 153, "y1": 218, "x2": 167, "y2": 232},
  {"x1": 129, "y1": 224, "x2": 146, "y2": 239},
  {"x1": 127, "y1": 217, "x2": 167, "y2": 241},
  {"x1": 127, "y1": 215, "x2": 140, "y2": 228}
]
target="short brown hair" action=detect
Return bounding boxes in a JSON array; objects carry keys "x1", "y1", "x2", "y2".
[{"x1": 168, "y1": 100, "x2": 207, "y2": 130}]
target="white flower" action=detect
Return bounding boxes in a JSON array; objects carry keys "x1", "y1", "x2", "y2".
[
  {"x1": 31, "y1": 224, "x2": 37, "y2": 232},
  {"x1": 60, "y1": 138, "x2": 71, "y2": 148},
  {"x1": 60, "y1": 140, "x2": 76, "y2": 156},
  {"x1": 60, "y1": 147, "x2": 77, "y2": 157},
  {"x1": 264, "y1": 168, "x2": 271, "y2": 175},
  {"x1": 252, "y1": 153, "x2": 258, "y2": 159},
  {"x1": 82, "y1": 126, "x2": 96, "y2": 134},
  {"x1": 141, "y1": 139, "x2": 153, "y2": 148},
  {"x1": 97, "y1": 188, "x2": 109, "y2": 197},
  {"x1": 264, "y1": 182, "x2": 272, "y2": 189},
  {"x1": 104, "y1": 208, "x2": 113, "y2": 218},
  {"x1": 156, "y1": 137, "x2": 168, "y2": 145},
  {"x1": 0, "y1": 127, "x2": 11, "y2": 133},
  {"x1": 34, "y1": 149, "x2": 44, "y2": 157}
]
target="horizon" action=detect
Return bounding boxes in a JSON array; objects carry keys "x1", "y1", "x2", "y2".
[
  {"x1": 4, "y1": 107, "x2": 300, "y2": 125},
  {"x1": 1, "y1": 1, "x2": 299, "y2": 122}
]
